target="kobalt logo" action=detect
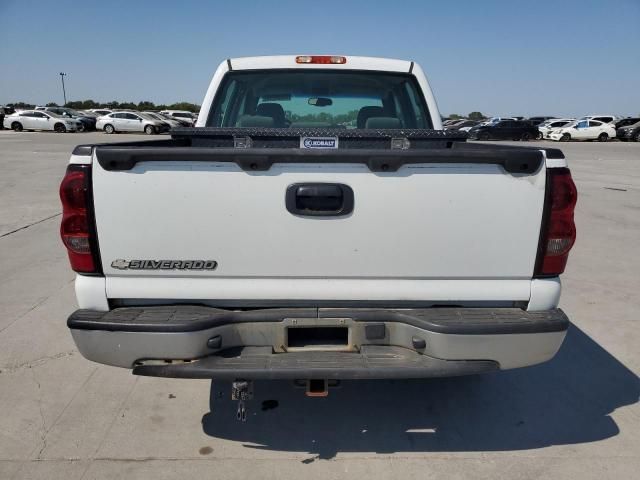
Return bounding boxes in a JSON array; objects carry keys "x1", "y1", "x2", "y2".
[
  {"x1": 111, "y1": 259, "x2": 218, "y2": 270},
  {"x1": 301, "y1": 137, "x2": 339, "y2": 149}
]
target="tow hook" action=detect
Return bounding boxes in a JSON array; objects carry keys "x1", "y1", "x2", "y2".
[{"x1": 231, "y1": 380, "x2": 253, "y2": 421}]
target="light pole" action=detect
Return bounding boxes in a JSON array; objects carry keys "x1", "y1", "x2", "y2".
[{"x1": 59, "y1": 72, "x2": 67, "y2": 106}]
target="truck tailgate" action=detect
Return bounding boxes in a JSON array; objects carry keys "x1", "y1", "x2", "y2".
[{"x1": 91, "y1": 147, "x2": 547, "y2": 302}]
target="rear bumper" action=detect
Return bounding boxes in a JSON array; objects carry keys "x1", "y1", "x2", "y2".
[{"x1": 68, "y1": 306, "x2": 569, "y2": 379}]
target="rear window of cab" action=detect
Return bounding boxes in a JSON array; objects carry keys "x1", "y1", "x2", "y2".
[{"x1": 207, "y1": 70, "x2": 432, "y2": 129}]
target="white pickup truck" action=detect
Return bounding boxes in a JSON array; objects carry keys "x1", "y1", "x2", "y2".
[{"x1": 60, "y1": 55, "x2": 576, "y2": 398}]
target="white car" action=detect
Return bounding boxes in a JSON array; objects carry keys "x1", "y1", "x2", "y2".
[
  {"x1": 89, "y1": 109, "x2": 113, "y2": 116},
  {"x1": 96, "y1": 111, "x2": 170, "y2": 134},
  {"x1": 2, "y1": 110, "x2": 82, "y2": 132},
  {"x1": 548, "y1": 119, "x2": 616, "y2": 142},
  {"x1": 538, "y1": 118, "x2": 574, "y2": 139},
  {"x1": 578, "y1": 115, "x2": 620, "y2": 125},
  {"x1": 159, "y1": 110, "x2": 197, "y2": 126}
]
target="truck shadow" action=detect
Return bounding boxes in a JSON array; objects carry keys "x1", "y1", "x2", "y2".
[{"x1": 201, "y1": 324, "x2": 638, "y2": 458}]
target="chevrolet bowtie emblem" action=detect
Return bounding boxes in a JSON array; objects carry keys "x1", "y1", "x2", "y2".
[{"x1": 111, "y1": 259, "x2": 130, "y2": 269}]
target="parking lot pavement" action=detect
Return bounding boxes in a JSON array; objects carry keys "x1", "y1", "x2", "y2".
[{"x1": 0, "y1": 131, "x2": 638, "y2": 479}]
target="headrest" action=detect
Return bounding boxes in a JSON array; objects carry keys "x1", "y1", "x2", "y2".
[
  {"x1": 357, "y1": 106, "x2": 385, "y2": 128},
  {"x1": 256, "y1": 103, "x2": 286, "y2": 126}
]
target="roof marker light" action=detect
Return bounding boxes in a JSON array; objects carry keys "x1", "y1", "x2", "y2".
[{"x1": 296, "y1": 55, "x2": 347, "y2": 64}]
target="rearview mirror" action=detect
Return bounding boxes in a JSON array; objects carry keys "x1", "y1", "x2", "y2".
[{"x1": 308, "y1": 97, "x2": 332, "y2": 107}]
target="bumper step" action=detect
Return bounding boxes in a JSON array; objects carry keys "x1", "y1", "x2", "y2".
[
  {"x1": 132, "y1": 346, "x2": 499, "y2": 380},
  {"x1": 68, "y1": 306, "x2": 569, "y2": 335}
]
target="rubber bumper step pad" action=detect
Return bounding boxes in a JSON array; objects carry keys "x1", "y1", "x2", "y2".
[
  {"x1": 132, "y1": 345, "x2": 499, "y2": 380},
  {"x1": 69, "y1": 306, "x2": 569, "y2": 335}
]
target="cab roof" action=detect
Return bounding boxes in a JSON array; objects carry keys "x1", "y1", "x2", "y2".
[{"x1": 228, "y1": 55, "x2": 414, "y2": 73}]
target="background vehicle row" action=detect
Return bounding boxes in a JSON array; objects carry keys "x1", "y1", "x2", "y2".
[
  {"x1": 3, "y1": 105, "x2": 637, "y2": 141},
  {"x1": 446, "y1": 114, "x2": 639, "y2": 142}
]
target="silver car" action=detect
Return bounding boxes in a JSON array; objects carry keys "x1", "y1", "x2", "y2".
[
  {"x1": 159, "y1": 110, "x2": 197, "y2": 126},
  {"x1": 2, "y1": 110, "x2": 82, "y2": 132},
  {"x1": 142, "y1": 111, "x2": 184, "y2": 129},
  {"x1": 96, "y1": 111, "x2": 170, "y2": 134}
]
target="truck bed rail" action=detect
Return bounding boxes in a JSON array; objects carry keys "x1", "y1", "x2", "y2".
[{"x1": 95, "y1": 145, "x2": 544, "y2": 174}]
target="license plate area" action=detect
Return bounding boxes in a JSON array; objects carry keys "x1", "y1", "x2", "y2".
[
  {"x1": 288, "y1": 326, "x2": 348, "y2": 348},
  {"x1": 283, "y1": 318, "x2": 353, "y2": 352}
]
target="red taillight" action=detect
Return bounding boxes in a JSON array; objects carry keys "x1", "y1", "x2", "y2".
[
  {"x1": 60, "y1": 165, "x2": 99, "y2": 273},
  {"x1": 535, "y1": 168, "x2": 577, "y2": 276},
  {"x1": 295, "y1": 55, "x2": 347, "y2": 64}
]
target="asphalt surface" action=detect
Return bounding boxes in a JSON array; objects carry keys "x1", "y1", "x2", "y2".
[{"x1": 0, "y1": 130, "x2": 638, "y2": 479}]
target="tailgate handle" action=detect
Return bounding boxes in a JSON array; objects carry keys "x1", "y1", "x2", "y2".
[{"x1": 286, "y1": 183, "x2": 354, "y2": 217}]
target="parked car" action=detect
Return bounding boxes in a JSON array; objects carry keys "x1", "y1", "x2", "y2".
[
  {"x1": 616, "y1": 120, "x2": 640, "y2": 142},
  {"x1": 578, "y1": 115, "x2": 620, "y2": 125},
  {"x1": 35, "y1": 107, "x2": 97, "y2": 131},
  {"x1": 156, "y1": 112, "x2": 192, "y2": 127},
  {"x1": 142, "y1": 111, "x2": 184, "y2": 128},
  {"x1": 3, "y1": 109, "x2": 83, "y2": 132},
  {"x1": 614, "y1": 117, "x2": 640, "y2": 130},
  {"x1": 443, "y1": 119, "x2": 466, "y2": 129},
  {"x1": 96, "y1": 111, "x2": 171, "y2": 134},
  {"x1": 0, "y1": 105, "x2": 15, "y2": 129},
  {"x1": 528, "y1": 116, "x2": 556, "y2": 126},
  {"x1": 159, "y1": 110, "x2": 197, "y2": 126},
  {"x1": 89, "y1": 109, "x2": 113, "y2": 116},
  {"x1": 445, "y1": 120, "x2": 479, "y2": 130},
  {"x1": 477, "y1": 116, "x2": 518, "y2": 127},
  {"x1": 457, "y1": 122, "x2": 481, "y2": 133},
  {"x1": 467, "y1": 119, "x2": 540, "y2": 140},
  {"x1": 538, "y1": 119, "x2": 575, "y2": 139},
  {"x1": 61, "y1": 55, "x2": 575, "y2": 399},
  {"x1": 78, "y1": 110, "x2": 99, "y2": 119},
  {"x1": 548, "y1": 119, "x2": 616, "y2": 142}
]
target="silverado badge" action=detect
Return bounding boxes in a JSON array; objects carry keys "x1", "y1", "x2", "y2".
[{"x1": 111, "y1": 259, "x2": 218, "y2": 270}]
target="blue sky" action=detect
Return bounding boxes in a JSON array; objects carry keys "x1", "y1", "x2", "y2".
[{"x1": 0, "y1": 0, "x2": 638, "y2": 117}]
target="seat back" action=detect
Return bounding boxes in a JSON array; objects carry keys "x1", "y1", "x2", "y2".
[
  {"x1": 365, "y1": 117, "x2": 401, "y2": 129},
  {"x1": 256, "y1": 103, "x2": 286, "y2": 127},
  {"x1": 357, "y1": 106, "x2": 385, "y2": 128},
  {"x1": 236, "y1": 115, "x2": 274, "y2": 128}
]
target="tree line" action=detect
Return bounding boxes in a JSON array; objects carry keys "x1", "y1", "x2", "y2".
[
  {"x1": 4, "y1": 100, "x2": 201, "y2": 113},
  {"x1": 286, "y1": 109, "x2": 360, "y2": 125},
  {"x1": 443, "y1": 112, "x2": 487, "y2": 121}
]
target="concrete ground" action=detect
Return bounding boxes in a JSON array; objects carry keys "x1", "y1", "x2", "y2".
[{"x1": 0, "y1": 130, "x2": 638, "y2": 479}]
